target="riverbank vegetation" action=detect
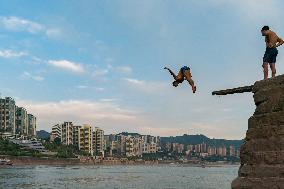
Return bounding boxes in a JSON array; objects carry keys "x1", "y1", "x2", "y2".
[
  {"x1": 43, "y1": 138, "x2": 90, "y2": 158},
  {"x1": 0, "y1": 138, "x2": 42, "y2": 157}
]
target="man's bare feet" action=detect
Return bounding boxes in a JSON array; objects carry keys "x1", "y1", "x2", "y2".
[{"x1": 192, "y1": 86, "x2": 197, "y2": 93}]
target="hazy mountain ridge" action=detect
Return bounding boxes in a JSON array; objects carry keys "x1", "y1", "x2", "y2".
[{"x1": 161, "y1": 134, "x2": 243, "y2": 148}]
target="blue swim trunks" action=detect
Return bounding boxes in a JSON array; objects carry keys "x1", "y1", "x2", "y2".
[
  {"x1": 263, "y1": 47, "x2": 278, "y2": 63},
  {"x1": 181, "y1": 66, "x2": 190, "y2": 75}
]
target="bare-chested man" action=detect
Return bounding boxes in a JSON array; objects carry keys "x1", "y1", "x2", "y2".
[
  {"x1": 261, "y1": 26, "x2": 284, "y2": 79},
  {"x1": 164, "y1": 66, "x2": 197, "y2": 93}
]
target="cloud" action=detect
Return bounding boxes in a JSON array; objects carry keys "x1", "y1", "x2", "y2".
[
  {"x1": 0, "y1": 16, "x2": 62, "y2": 38},
  {"x1": 92, "y1": 69, "x2": 109, "y2": 77},
  {"x1": 14, "y1": 94, "x2": 248, "y2": 138},
  {"x1": 0, "y1": 49, "x2": 28, "y2": 58},
  {"x1": 17, "y1": 99, "x2": 139, "y2": 132},
  {"x1": 0, "y1": 16, "x2": 44, "y2": 33},
  {"x1": 99, "y1": 98, "x2": 118, "y2": 102},
  {"x1": 76, "y1": 85, "x2": 89, "y2": 89},
  {"x1": 95, "y1": 87, "x2": 105, "y2": 92},
  {"x1": 29, "y1": 56, "x2": 45, "y2": 64},
  {"x1": 45, "y1": 28, "x2": 62, "y2": 38},
  {"x1": 21, "y1": 71, "x2": 44, "y2": 81},
  {"x1": 48, "y1": 60, "x2": 85, "y2": 74},
  {"x1": 124, "y1": 78, "x2": 144, "y2": 85},
  {"x1": 124, "y1": 78, "x2": 168, "y2": 94},
  {"x1": 92, "y1": 65, "x2": 132, "y2": 79},
  {"x1": 75, "y1": 86, "x2": 106, "y2": 92},
  {"x1": 114, "y1": 66, "x2": 132, "y2": 74}
]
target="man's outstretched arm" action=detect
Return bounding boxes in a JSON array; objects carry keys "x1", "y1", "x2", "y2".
[
  {"x1": 164, "y1": 67, "x2": 177, "y2": 80},
  {"x1": 276, "y1": 37, "x2": 284, "y2": 48}
]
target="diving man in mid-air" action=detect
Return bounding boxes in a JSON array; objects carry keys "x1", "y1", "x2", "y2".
[{"x1": 164, "y1": 66, "x2": 197, "y2": 93}]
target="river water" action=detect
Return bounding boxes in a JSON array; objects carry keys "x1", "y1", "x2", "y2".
[{"x1": 0, "y1": 164, "x2": 238, "y2": 189}]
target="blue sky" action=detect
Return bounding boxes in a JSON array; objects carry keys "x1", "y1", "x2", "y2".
[{"x1": 1, "y1": 0, "x2": 284, "y2": 139}]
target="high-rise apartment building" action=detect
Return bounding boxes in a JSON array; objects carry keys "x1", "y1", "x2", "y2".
[
  {"x1": 208, "y1": 146, "x2": 217, "y2": 156},
  {"x1": 61, "y1": 122, "x2": 73, "y2": 145},
  {"x1": 28, "y1": 114, "x2": 36, "y2": 137},
  {"x1": 16, "y1": 107, "x2": 28, "y2": 135},
  {"x1": 125, "y1": 136, "x2": 143, "y2": 157},
  {"x1": 229, "y1": 146, "x2": 235, "y2": 157},
  {"x1": 217, "y1": 146, "x2": 227, "y2": 157},
  {"x1": 142, "y1": 142, "x2": 157, "y2": 154},
  {"x1": 79, "y1": 124, "x2": 93, "y2": 155},
  {"x1": 72, "y1": 125, "x2": 81, "y2": 148},
  {"x1": 93, "y1": 127, "x2": 104, "y2": 156},
  {"x1": 0, "y1": 97, "x2": 16, "y2": 135},
  {"x1": 50, "y1": 124, "x2": 61, "y2": 141}
]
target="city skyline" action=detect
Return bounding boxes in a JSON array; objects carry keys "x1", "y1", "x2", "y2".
[
  {"x1": 1, "y1": 1, "x2": 284, "y2": 139},
  {"x1": 49, "y1": 121, "x2": 240, "y2": 160}
]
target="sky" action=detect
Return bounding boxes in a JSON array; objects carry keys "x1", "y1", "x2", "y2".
[{"x1": 1, "y1": 0, "x2": 284, "y2": 139}]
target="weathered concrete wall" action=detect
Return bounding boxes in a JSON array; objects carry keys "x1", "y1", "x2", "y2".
[{"x1": 231, "y1": 75, "x2": 284, "y2": 189}]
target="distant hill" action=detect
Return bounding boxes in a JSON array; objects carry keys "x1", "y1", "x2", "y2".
[
  {"x1": 36, "y1": 130, "x2": 50, "y2": 139},
  {"x1": 161, "y1": 134, "x2": 243, "y2": 148},
  {"x1": 119, "y1": 132, "x2": 141, "y2": 136}
]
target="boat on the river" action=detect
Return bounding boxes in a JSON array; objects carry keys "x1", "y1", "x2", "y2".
[{"x1": 0, "y1": 158, "x2": 13, "y2": 166}]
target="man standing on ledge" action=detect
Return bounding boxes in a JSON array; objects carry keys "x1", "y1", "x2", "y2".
[{"x1": 261, "y1": 26, "x2": 284, "y2": 79}]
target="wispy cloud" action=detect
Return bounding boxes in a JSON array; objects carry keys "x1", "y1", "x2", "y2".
[
  {"x1": 92, "y1": 69, "x2": 109, "y2": 77},
  {"x1": 21, "y1": 71, "x2": 44, "y2": 81},
  {"x1": 75, "y1": 85, "x2": 89, "y2": 89},
  {"x1": 75, "y1": 85, "x2": 106, "y2": 92},
  {"x1": 45, "y1": 28, "x2": 62, "y2": 38},
  {"x1": 114, "y1": 66, "x2": 132, "y2": 74},
  {"x1": 124, "y1": 78, "x2": 168, "y2": 94},
  {"x1": 91, "y1": 65, "x2": 132, "y2": 80},
  {"x1": 124, "y1": 78, "x2": 144, "y2": 85},
  {"x1": 0, "y1": 16, "x2": 62, "y2": 37},
  {"x1": 95, "y1": 87, "x2": 105, "y2": 92},
  {"x1": 48, "y1": 60, "x2": 85, "y2": 74},
  {"x1": 0, "y1": 49, "x2": 28, "y2": 58},
  {"x1": 18, "y1": 99, "x2": 138, "y2": 131},
  {"x1": 99, "y1": 98, "x2": 118, "y2": 102},
  {"x1": 0, "y1": 16, "x2": 44, "y2": 33}
]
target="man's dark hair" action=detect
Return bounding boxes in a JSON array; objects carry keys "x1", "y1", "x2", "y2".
[
  {"x1": 172, "y1": 81, "x2": 179, "y2": 87},
  {"x1": 261, "y1": 26, "x2": 269, "y2": 31}
]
